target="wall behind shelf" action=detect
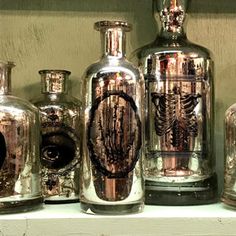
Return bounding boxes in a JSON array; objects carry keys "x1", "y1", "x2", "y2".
[{"x1": 0, "y1": 0, "x2": 235, "y2": 193}]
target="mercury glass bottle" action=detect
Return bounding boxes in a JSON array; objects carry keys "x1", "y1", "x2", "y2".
[
  {"x1": 0, "y1": 61, "x2": 42, "y2": 213},
  {"x1": 222, "y1": 104, "x2": 236, "y2": 207},
  {"x1": 33, "y1": 70, "x2": 82, "y2": 203},
  {"x1": 81, "y1": 21, "x2": 144, "y2": 214},
  {"x1": 133, "y1": 0, "x2": 217, "y2": 205}
]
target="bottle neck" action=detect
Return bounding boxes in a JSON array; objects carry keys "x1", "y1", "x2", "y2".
[
  {"x1": 0, "y1": 62, "x2": 14, "y2": 95},
  {"x1": 155, "y1": 0, "x2": 188, "y2": 41},
  {"x1": 101, "y1": 28, "x2": 126, "y2": 58},
  {"x1": 40, "y1": 70, "x2": 70, "y2": 94},
  {"x1": 159, "y1": 28, "x2": 187, "y2": 41}
]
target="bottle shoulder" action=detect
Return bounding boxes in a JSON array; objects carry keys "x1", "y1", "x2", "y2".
[
  {"x1": 226, "y1": 104, "x2": 236, "y2": 117},
  {"x1": 33, "y1": 94, "x2": 82, "y2": 109},
  {"x1": 133, "y1": 38, "x2": 212, "y2": 61},
  {"x1": 0, "y1": 94, "x2": 38, "y2": 114},
  {"x1": 84, "y1": 57, "x2": 141, "y2": 80}
]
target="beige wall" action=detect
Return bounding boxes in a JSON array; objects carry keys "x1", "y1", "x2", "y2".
[{"x1": 0, "y1": 0, "x2": 235, "y2": 192}]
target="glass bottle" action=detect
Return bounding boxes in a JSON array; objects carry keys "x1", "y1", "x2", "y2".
[
  {"x1": 0, "y1": 61, "x2": 42, "y2": 213},
  {"x1": 133, "y1": 0, "x2": 217, "y2": 205},
  {"x1": 222, "y1": 104, "x2": 236, "y2": 207},
  {"x1": 33, "y1": 70, "x2": 82, "y2": 203},
  {"x1": 81, "y1": 20, "x2": 144, "y2": 214}
]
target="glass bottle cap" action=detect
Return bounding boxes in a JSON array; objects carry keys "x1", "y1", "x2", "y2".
[
  {"x1": 39, "y1": 69, "x2": 71, "y2": 94},
  {"x1": 94, "y1": 20, "x2": 132, "y2": 32},
  {"x1": 39, "y1": 69, "x2": 71, "y2": 76}
]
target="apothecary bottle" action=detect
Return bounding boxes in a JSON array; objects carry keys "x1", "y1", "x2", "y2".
[
  {"x1": 0, "y1": 61, "x2": 42, "y2": 213},
  {"x1": 80, "y1": 21, "x2": 144, "y2": 214},
  {"x1": 133, "y1": 0, "x2": 217, "y2": 205},
  {"x1": 222, "y1": 104, "x2": 236, "y2": 207},
  {"x1": 33, "y1": 70, "x2": 82, "y2": 203}
]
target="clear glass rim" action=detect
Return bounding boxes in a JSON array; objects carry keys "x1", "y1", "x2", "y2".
[
  {"x1": 94, "y1": 20, "x2": 132, "y2": 32},
  {"x1": 0, "y1": 61, "x2": 15, "y2": 68},
  {"x1": 38, "y1": 69, "x2": 71, "y2": 75}
]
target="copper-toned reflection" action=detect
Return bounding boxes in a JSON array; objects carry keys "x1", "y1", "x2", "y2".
[
  {"x1": 81, "y1": 21, "x2": 144, "y2": 214},
  {"x1": 0, "y1": 61, "x2": 42, "y2": 213},
  {"x1": 33, "y1": 70, "x2": 82, "y2": 203},
  {"x1": 134, "y1": 0, "x2": 217, "y2": 205}
]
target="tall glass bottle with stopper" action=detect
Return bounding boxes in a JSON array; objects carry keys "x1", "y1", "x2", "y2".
[
  {"x1": 33, "y1": 70, "x2": 82, "y2": 203},
  {"x1": 81, "y1": 20, "x2": 144, "y2": 214},
  {"x1": 133, "y1": 0, "x2": 217, "y2": 205},
  {"x1": 0, "y1": 61, "x2": 42, "y2": 213},
  {"x1": 222, "y1": 105, "x2": 236, "y2": 207}
]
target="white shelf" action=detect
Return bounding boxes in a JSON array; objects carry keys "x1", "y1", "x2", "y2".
[{"x1": 0, "y1": 203, "x2": 236, "y2": 236}]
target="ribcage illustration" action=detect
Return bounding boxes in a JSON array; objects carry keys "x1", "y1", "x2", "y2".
[
  {"x1": 151, "y1": 89, "x2": 201, "y2": 151},
  {"x1": 180, "y1": 94, "x2": 200, "y2": 136},
  {"x1": 88, "y1": 90, "x2": 141, "y2": 178},
  {"x1": 151, "y1": 93, "x2": 176, "y2": 137}
]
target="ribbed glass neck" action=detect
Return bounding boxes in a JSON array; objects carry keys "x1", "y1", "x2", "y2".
[
  {"x1": 154, "y1": 0, "x2": 188, "y2": 40},
  {"x1": 40, "y1": 70, "x2": 70, "y2": 94},
  {"x1": 95, "y1": 21, "x2": 132, "y2": 58},
  {"x1": 102, "y1": 28, "x2": 126, "y2": 58},
  {"x1": 0, "y1": 61, "x2": 14, "y2": 95}
]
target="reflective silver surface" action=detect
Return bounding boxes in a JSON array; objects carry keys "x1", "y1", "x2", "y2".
[
  {"x1": 159, "y1": 0, "x2": 185, "y2": 33},
  {"x1": 0, "y1": 61, "x2": 42, "y2": 213},
  {"x1": 133, "y1": 0, "x2": 217, "y2": 205},
  {"x1": 145, "y1": 55, "x2": 211, "y2": 180},
  {"x1": 33, "y1": 70, "x2": 82, "y2": 203},
  {"x1": 222, "y1": 104, "x2": 236, "y2": 207},
  {"x1": 81, "y1": 21, "x2": 144, "y2": 214}
]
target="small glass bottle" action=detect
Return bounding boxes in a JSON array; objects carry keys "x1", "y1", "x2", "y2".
[
  {"x1": 0, "y1": 61, "x2": 42, "y2": 213},
  {"x1": 81, "y1": 21, "x2": 144, "y2": 214},
  {"x1": 222, "y1": 104, "x2": 236, "y2": 207},
  {"x1": 133, "y1": 0, "x2": 217, "y2": 205},
  {"x1": 33, "y1": 70, "x2": 82, "y2": 203}
]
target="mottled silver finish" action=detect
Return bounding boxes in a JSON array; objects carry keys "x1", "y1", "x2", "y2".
[
  {"x1": 80, "y1": 20, "x2": 144, "y2": 214},
  {"x1": 0, "y1": 61, "x2": 13, "y2": 95},
  {"x1": 160, "y1": 0, "x2": 185, "y2": 33},
  {"x1": 133, "y1": 0, "x2": 217, "y2": 205},
  {"x1": 0, "y1": 61, "x2": 42, "y2": 213},
  {"x1": 39, "y1": 69, "x2": 69, "y2": 94},
  {"x1": 33, "y1": 70, "x2": 82, "y2": 203},
  {"x1": 222, "y1": 105, "x2": 236, "y2": 207}
]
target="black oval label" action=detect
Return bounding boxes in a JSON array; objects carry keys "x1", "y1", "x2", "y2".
[
  {"x1": 0, "y1": 132, "x2": 6, "y2": 170},
  {"x1": 87, "y1": 90, "x2": 142, "y2": 178}
]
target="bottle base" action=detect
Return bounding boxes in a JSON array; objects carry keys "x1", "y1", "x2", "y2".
[
  {"x1": 80, "y1": 201, "x2": 144, "y2": 215},
  {"x1": 44, "y1": 198, "x2": 80, "y2": 204},
  {"x1": 221, "y1": 192, "x2": 236, "y2": 208},
  {"x1": 145, "y1": 173, "x2": 218, "y2": 205},
  {"x1": 0, "y1": 196, "x2": 43, "y2": 214}
]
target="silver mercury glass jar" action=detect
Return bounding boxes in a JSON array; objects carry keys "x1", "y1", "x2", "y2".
[
  {"x1": 222, "y1": 105, "x2": 236, "y2": 207},
  {"x1": 80, "y1": 20, "x2": 144, "y2": 214},
  {"x1": 0, "y1": 61, "x2": 42, "y2": 213},
  {"x1": 32, "y1": 70, "x2": 82, "y2": 203},
  {"x1": 132, "y1": 0, "x2": 217, "y2": 205}
]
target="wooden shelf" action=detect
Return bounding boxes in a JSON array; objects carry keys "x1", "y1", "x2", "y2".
[{"x1": 0, "y1": 203, "x2": 236, "y2": 236}]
